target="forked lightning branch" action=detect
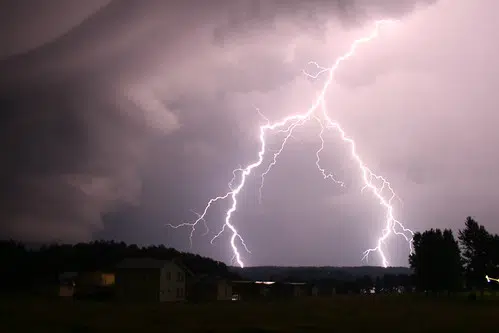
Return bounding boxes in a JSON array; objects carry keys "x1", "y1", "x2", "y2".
[{"x1": 168, "y1": 20, "x2": 414, "y2": 268}]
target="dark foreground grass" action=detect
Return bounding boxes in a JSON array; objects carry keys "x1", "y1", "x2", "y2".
[{"x1": 1, "y1": 295, "x2": 498, "y2": 333}]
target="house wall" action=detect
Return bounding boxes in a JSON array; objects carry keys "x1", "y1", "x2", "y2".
[
  {"x1": 78, "y1": 271, "x2": 115, "y2": 287},
  {"x1": 59, "y1": 285, "x2": 74, "y2": 297},
  {"x1": 75, "y1": 271, "x2": 115, "y2": 298},
  {"x1": 101, "y1": 273, "x2": 115, "y2": 286},
  {"x1": 217, "y1": 280, "x2": 232, "y2": 300},
  {"x1": 115, "y1": 268, "x2": 161, "y2": 302},
  {"x1": 159, "y1": 262, "x2": 186, "y2": 302}
]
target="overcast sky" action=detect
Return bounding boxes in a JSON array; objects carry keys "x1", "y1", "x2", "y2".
[{"x1": 1, "y1": 0, "x2": 497, "y2": 267}]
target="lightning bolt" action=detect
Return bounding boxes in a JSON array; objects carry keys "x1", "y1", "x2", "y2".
[
  {"x1": 168, "y1": 20, "x2": 414, "y2": 268},
  {"x1": 486, "y1": 275, "x2": 499, "y2": 283}
]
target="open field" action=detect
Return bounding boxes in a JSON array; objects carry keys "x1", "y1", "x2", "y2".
[{"x1": 2, "y1": 295, "x2": 498, "y2": 333}]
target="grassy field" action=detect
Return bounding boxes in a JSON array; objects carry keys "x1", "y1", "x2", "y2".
[{"x1": 2, "y1": 295, "x2": 498, "y2": 333}]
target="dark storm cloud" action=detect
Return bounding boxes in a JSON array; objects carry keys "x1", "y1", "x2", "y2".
[
  {"x1": 0, "y1": 0, "x2": 441, "y2": 263},
  {"x1": 0, "y1": 0, "x2": 436, "y2": 88},
  {"x1": 0, "y1": 0, "x2": 110, "y2": 59},
  {"x1": 213, "y1": 0, "x2": 437, "y2": 39}
]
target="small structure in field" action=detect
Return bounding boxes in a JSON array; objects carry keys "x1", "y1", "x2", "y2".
[
  {"x1": 232, "y1": 280, "x2": 273, "y2": 300},
  {"x1": 58, "y1": 272, "x2": 77, "y2": 297},
  {"x1": 307, "y1": 284, "x2": 319, "y2": 297},
  {"x1": 189, "y1": 275, "x2": 233, "y2": 301},
  {"x1": 74, "y1": 270, "x2": 115, "y2": 299},
  {"x1": 269, "y1": 282, "x2": 307, "y2": 299}
]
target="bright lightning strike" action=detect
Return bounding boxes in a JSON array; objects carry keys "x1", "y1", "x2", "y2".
[
  {"x1": 486, "y1": 275, "x2": 499, "y2": 283},
  {"x1": 168, "y1": 20, "x2": 414, "y2": 268}
]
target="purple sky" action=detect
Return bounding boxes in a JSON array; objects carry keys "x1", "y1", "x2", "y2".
[{"x1": 1, "y1": 0, "x2": 497, "y2": 267}]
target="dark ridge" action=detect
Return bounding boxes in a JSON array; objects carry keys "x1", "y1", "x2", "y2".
[{"x1": 230, "y1": 265, "x2": 412, "y2": 281}]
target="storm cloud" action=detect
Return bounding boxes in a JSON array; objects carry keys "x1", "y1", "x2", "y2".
[{"x1": 3, "y1": 0, "x2": 497, "y2": 268}]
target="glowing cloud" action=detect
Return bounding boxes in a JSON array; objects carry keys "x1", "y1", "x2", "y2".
[{"x1": 168, "y1": 20, "x2": 414, "y2": 268}]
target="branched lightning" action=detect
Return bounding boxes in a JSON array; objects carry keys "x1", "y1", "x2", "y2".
[
  {"x1": 258, "y1": 117, "x2": 308, "y2": 203},
  {"x1": 314, "y1": 115, "x2": 346, "y2": 187},
  {"x1": 168, "y1": 20, "x2": 414, "y2": 268},
  {"x1": 165, "y1": 209, "x2": 210, "y2": 248}
]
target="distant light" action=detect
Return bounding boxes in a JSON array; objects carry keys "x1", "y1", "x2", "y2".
[{"x1": 255, "y1": 281, "x2": 275, "y2": 285}]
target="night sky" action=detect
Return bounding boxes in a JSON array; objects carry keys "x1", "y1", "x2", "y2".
[{"x1": 1, "y1": 0, "x2": 497, "y2": 267}]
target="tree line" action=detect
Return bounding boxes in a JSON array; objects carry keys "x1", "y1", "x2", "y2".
[
  {"x1": 0, "y1": 240, "x2": 238, "y2": 293},
  {"x1": 2, "y1": 216, "x2": 498, "y2": 296},
  {"x1": 410, "y1": 216, "x2": 499, "y2": 295}
]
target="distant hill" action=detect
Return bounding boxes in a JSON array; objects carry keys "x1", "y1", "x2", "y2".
[{"x1": 230, "y1": 266, "x2": 412, "y2": 282}]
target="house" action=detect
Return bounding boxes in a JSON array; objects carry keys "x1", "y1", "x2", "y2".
[
  {"x1": 232, "y1": 281, "x2": 272, "y2": 301},
  {"x1": 74, "y1": 270, "x2": 115, "y2": 299},
  {"x1": 77, "y1": 271, "x2": 115, "y2": 287},
  {"x1": 115, "y1": 258, "x2": 187, "y2": 302},
  {"x1": 189, "y1": 275, "x2": 232, "y2": 301},
  {"x1": 58, "y1": 272, "x2": 77, "y2": 297}
]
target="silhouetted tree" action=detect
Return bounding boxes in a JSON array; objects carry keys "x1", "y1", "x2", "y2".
[
  {"x1": 442, "y1": 229, "x2": 463, "y2": 292},
  {"x1": 486, "y1": 235, "x2": 499, "y2": 292},
  {"x1": 458, "y1": 217, "x2": 494, "y2": 294},
  {"x1": 409, "y1": 228, "x2": 462, "y2": 295},
  {"x1": 490, "y1": 235, "x2": 499, "y2": 275}
]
